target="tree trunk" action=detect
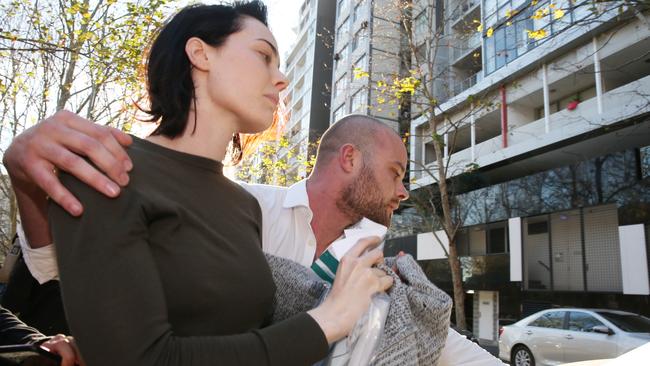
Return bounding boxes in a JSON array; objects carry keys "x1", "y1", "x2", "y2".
[{"x1": 430, "y1": 120, "x2": 467, "y2": 330}]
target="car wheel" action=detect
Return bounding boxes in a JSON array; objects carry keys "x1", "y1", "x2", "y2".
[{"x1": 512, "y1": 345, "x2": 535, "y2": 366}]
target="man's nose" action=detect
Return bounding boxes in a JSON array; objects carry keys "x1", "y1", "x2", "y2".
[{"x1": 397, "y1": 181, "x2": 409, "y2": 201}]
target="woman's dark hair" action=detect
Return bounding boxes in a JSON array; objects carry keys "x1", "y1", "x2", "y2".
[{"x1": 143, "y1": 1, "x2": 268, "y2": 139}]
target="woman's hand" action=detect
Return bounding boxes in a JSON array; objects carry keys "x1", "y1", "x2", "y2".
[
  {"x1": 41, "y1": 334, "x2": 85, "y2": 366},
  {"x1": 308, "y1": 236, "x2": 393, "y2": 343}
]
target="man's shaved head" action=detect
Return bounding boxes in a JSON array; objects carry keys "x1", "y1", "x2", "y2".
[
  {"x1": 315, "y1": 114, "x2": 397, "y2": 165},
  {"x1": 309, "y1": 114, "x2": 408, "y2": 226}
]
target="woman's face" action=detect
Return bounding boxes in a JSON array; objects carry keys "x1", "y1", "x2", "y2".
[{"x1": 201, "y1": 17, "x2": 288, "y2": 134}]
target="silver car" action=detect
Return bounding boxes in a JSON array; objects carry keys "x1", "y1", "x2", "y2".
[{"x1": 498, "y1": 308, "x2": 650, "y2": 366}]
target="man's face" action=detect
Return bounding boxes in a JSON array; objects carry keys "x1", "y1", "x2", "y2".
[{"x1": 337, "y1": 133, "x2": 409, "y2": 227}]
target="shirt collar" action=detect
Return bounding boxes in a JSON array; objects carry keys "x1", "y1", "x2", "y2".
[{"x1": 283, "y1": 179, "x2": 310, "y2": 209}]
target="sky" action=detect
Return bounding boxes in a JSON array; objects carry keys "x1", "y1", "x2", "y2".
[{"x1": 263, "y1": 0, "x2": 303, "y2": 69}]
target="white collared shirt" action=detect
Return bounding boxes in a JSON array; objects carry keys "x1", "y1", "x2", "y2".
[{"x1": 240, "y1": 180, "x2": 317, "y2": 266}]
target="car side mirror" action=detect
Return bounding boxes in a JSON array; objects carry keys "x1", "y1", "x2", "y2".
[{"x1": 592, "y1": 325, "x2": 614, "y2": 335}]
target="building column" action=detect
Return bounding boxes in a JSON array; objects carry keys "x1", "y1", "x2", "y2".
[
  {"x1": 593, "y1": 37, "x2": 603, "y2": 115},
  {"x1": 500, "y1": 85, "x2": 508, "y2": 148},
  {"x1": 443, "y1": 132, "x2": 449, "y2": 158},
  {"x1": 470, "y1": 103, "x2": 476, "y2": 161},
  {"x1": 542, "y1": 64, "x2": 551, "y2": 133}
]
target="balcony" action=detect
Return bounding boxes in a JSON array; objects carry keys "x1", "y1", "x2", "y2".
[
  {"x1": 449, "y1": 0, "x2": 480, "y2": 25},
  {"x1": 414, "y1": 74, "x2": 650, "y2": 183},
  {"x1": 451, "y1": 33, "x2": 481, "y2": 66},
  {"x1": 453, "y1": 70, "x2": 483, "y2": 95}
]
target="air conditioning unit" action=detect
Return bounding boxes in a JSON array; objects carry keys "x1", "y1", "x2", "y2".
[
  {"x1": 360, "y1": 21, "x2": 368, "y2": 29},
  {"x1": 334, "y1": 53, "x2": 341, "y2": 61}
]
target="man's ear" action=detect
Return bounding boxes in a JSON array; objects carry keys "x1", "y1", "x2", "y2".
[
  {"x1": 338, "y1": 144, "x2": 360, "y2": 173},
  {"x1": 185, "y1": 37, "x2": 210, "y2": 71}
]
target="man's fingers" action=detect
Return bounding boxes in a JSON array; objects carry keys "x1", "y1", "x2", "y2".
[
  {"x1": 360, "y1": 247, "x2": 384, "y2": 267},
  {"x1": 49, "y1": 127, "x2": 129, "y2": 187},
  {"x1": 28, "y1": 162, "x2": 84, "y2": 216},
  {"x1": 46, "y1": 145, "x2": 121, "y2": 197},
  {"x1": 378, "y1": 274, "x2": 394, "y2": 292},
  {"x1": 51, "y1": 110, "x2": 131, "y2": 181}
]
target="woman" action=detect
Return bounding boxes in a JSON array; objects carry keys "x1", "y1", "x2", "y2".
[{"x1": 46, "y1": 2, "x2": 392, "y2": 366}]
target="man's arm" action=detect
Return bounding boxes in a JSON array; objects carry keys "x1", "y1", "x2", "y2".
[{"x1": 4, "y1": 110, "x2": 133, "y2": 246}]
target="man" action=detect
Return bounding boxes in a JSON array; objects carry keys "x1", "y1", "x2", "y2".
[{"x1": 4, "y1": 111, "x2": 503, "y2": 365}]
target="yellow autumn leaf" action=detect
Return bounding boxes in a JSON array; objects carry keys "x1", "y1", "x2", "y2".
[
  {"x1": 532, "y1": 9, "x2": 545, "y2": 20},
  {"x1": 486, "y1": 27, "x2": 494, "y2": 37},
  {"x1": 476, "y1": 23, "x2": 483, "y2": 32},
  {"x1": 505, "y1": 9, "x2": 517, "y2": 18},
  {"x1": 554, "y1": 9, "x2": 565, "y2": 19},
  {"x1": 353, "y1": 67, "x2": 369, "y2": 79},
  {"x1": 526, "y1": 29, "x2": 547, "y2": 40}
]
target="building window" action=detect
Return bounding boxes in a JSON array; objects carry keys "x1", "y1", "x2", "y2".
[
  {"x1": 335, "y1": 43, "x2": 348, "y2": 68},
  {"x1": 640, "y1": 146, "x2": 650, "y2": 179},
  {"x1": 333, "y1": 104, "x2": 346, "y2": 122},
  {"x1": 352, "y1": 0, "x2": 366, "y2": 23},
  {"x1": 352, "y1": 53, "x2": 368, "y2": 71},
  {"x1": 336, "y1": 16, "x2": 350, "y2": 43},
  {"x1": 334, "y1": 74, "x2": 348, "y2": 100},
  {"x1": 351, "y1": 28, "x2": 365, "y2": 52},
  {"x1": 414, "y1": 10, "x2": 428, "y2": 40},
  {"x1": 336, "y1": 0, "x2": 346, "y2": 19},
  {"x1": 350, "y1": 89, "x2": 367, "y2": 113},
  {"x1": 483, "y1": 0, "x2": 577, "y2": 75},
  {"x1": 487, "y1": 223, "x2": 508, "y2": 254}
]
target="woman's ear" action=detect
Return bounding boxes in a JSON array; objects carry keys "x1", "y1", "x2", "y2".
[{"x1": 185, "y1": 37, "x2": 210, "y2": 71}]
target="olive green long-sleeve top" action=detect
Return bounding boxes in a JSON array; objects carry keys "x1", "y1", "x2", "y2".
[{"x1": 49, "y1": 137, "x2": 328, "y2": 366}]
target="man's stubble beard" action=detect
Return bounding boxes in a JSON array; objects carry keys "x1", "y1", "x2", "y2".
[{"x1": 336, "y1": 164, "x2": 392, "y2": 227}]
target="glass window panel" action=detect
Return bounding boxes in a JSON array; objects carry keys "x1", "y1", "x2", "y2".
[
  {"x1": 485, "y1": 36, "x2": 496, "y2": 74},
  {"x1": 488, "y1": 226, "x2": 507, "y2": 254},
  {"x1": 568, "y1": 312, "x2": 605, "y2": 332},
  {"x1": 484, "y1": 0, "x2": 497, "y2": 17},
  {"x1": 505, "y1": 22, "x2": 517, "y2": 63},
  {"x1": 516, "y1": 14, "x2": 533, "y2": 56},
  {"x1": 512, "y1": 0, "x2": 526, "y2": 9},
  {"x1": 529, "y1": 311, "x2": 566, "y2": 329},
  {"x1": 494, "y1": 27, "x2": 506, "y2": 70},
  {"x1": 552, "y1": 0, "x2": 572, "y2": 33},
  {"x1": 333, "y1": 104, "x2": 346, "y2": 121}
]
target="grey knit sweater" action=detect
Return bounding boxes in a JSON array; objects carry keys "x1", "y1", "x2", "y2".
[{"x1": 266, "y1": 254, "x2": 453, "y2": 366}]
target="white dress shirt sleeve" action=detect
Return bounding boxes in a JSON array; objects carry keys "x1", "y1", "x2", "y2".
[
  {"x1": 16, "y1": 224, "x2": 59, "y2": 284},
  {"x1": 437, "y1": 328, "x2": 506, "y2": 366}
]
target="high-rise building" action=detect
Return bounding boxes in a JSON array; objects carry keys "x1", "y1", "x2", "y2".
[
  {"x1": 330, "y1": 0, "x2": 405, "y2": 131},
  {"x1": 278, "y1": 0, "x2": 337, "y2": 181},
  {"x1": 386, "y1": 0, "x2": 650, "y2": 345}
]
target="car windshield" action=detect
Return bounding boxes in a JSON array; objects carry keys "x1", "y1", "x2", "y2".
[{"x1": 597, "y1": 312, "x2": 650, "y2": 333}]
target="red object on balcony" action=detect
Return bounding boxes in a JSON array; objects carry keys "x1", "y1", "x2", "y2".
[
  {"x1": 499, "y1": 326, "x2": 504, "y2": 338},
  {"x1": 567, "y1": 100, "x2": 579, "y2": 111}
]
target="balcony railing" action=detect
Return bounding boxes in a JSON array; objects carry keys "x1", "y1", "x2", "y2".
[
  {"x1": 449, "y1": 0, "x2": 480, "y2": 23},
  {"x1": 453, "y1": 70, "x2": 483, "y2": 95},
  {"x1": 452, "y1": 33, "x2": 481, "y2": 62}
]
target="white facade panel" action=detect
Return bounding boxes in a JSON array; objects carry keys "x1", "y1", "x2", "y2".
[
  {"x1": 508, "y1": 217, "x2": 522, "y2": 282},
  {"x1": 416, "y1": 230, "x2": 449, "y2": 260},
  {"x1": 618, "y1": 224, "x2": 650, "y2": 295}
]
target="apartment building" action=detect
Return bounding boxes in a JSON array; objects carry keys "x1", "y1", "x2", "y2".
[
  {"x1": 330, "y1": 0, "x2": 405, "y2": 131},
  {"x1": 274, "y1": 0, "x2": 336, "y2": 181},
  {"x1": 385, "y1": 0, "x2": 650, "y2": 345}
]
